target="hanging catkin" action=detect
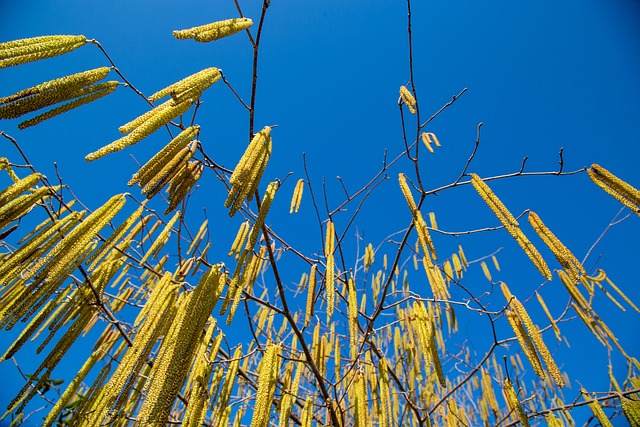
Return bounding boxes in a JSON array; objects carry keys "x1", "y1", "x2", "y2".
[{"x1": 173, "y1": 18, "x2": 253, "y2": 43}]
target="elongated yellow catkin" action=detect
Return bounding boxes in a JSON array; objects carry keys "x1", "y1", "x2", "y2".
[
  {"x1": 505, "y1": 308, "x2": 546, "y2": 379},
  {"x1": 379, "y1": 359, "x2": 392, "y2": 427},
  {"x1": 137, "y1": 266, "x2": 225, "y2": 426},
  {"x1": 471, "y1": 174, "x2": 552, "y2": 279},
  {"x1": 85, "y1": 98, "x2": 192, "y2": 161},
  {"x1": 300, "y1": 396, "x2": 313, "y2": 427},
  {"x1": 1, "y1": 69, "x2": 111, "y2": 120},
  {"x1": 141, "y1": 142, "x2": 197, "y2": 198},
  {"x1": 129, "y1": 125, "x2": 199, "y2": 186},
  {"x1": 0, "y1": 173, "x2": 41, "y2": 206},
  {"x1": 325, "y1": 220, "x2": 336, "y2": 321},
  {"x1": 88, "y1": 273, "x2": 177, "y2": 425},
  {"x1": 348, "y1": 277, "x2": 359, "y2": 358},
  {"x1": 621, "y1": 395, "x2": 640, "y2": 427},
  {"x1": 503, "y1": 378, "x2": 530, "y2": 427},
  {"x1": 41, "y1": 349, "x2": 102, "y2": 427},
  {"x1": 250, "y1": 343, "x2": 282, "y2": 427},
  {"x1": 18, "y1": 81, "x2": 118, "y2": 129},
  {"x1": 511, "y1": 298, "x2": 564, "y2": 387},
  {"x1": 536, "y1": 292, "x2": 562, "y2": 341},
  {"x1": 290, "y1": 178, "x2": 305, "y2": 213},
  {"x1": 400, "y1": 85, "x2": 416, "y2": 114},
  {"x1": 398, "y1": 173, "x2": 417, "y2": 213},
  {"x1": 0, "y1": 185, "x2": 58, "y2": 231},
  {"x1": 165, "y1": 160, "x2": 203, "y2": 214},
  {"x1": 0, "y1": 35, "x2": 87, "y2": 69},
  {"x1": 528, "y1": 211, "x2": 586, "y2": 282},
  {"x1": 149, "y1": 68, "x2": 220, "y2": 102},
  {"x1": 225, "y1": 126, "x2": 272, "y2": 216},
  {"x1": 173, "y1": 18, "x2": 253, "y2": 42},
  {"x1": 588, "y1": 164, "x2": 640, "y2": 215},
  {"x1": 584, "y1": 392, "x2": 614, "y2": 427},
  {"x1": 305, "y1": 264, "x2": 317, "y2": 327},
  {"x1": 139, "y1": 211, "x2": 180, "y2": 265}
]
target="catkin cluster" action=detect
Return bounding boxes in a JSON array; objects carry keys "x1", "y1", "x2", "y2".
[
  {"x1": 225, "y1": 126, "x2": 273, "y2": 216},
  {"x1": 0, "y1": 35, "x2": 87, "y2": 69},
  {"x1": 173, "y1": 18, "x2": 253, "y2": 43},
  {"x1": 0, "y1": 67, "x2": 117, "y2": 129},
  {"x1": 128, "y1": 126, "x2": 203, "y2": 213}
]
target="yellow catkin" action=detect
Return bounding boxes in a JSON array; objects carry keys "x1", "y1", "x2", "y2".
[
  {"x1": 148, "y1": 67, "x2": 221, "y2": 102},
  {"x1": 481, "y1": 368, "x2": 500, "y2": 415},
  {"x1": 165, "y1": 160, "x2": 203, "y2": 214},
  {"x1": 41, "y1": 349, "x2": 102, "y2": 427},
  {"x1": 290, "y1": 178, "x2": 305, "y2": 213},
  {"x1": 129, "y1": 125, "x2": 199, "y2": 186},
  {"x1": 584, "y1": 393, "x2": 614, "y2": 427},
  {"x1": 18, "y1": 81, "x2": 118, "y2": 129},
  {"x1": 0, "y1": 185, "x2": 58, "y2": 231},
  {"x1": 141, "y1": 142, "x2": 197, "y2": 198},
  {"x1": 278, "y1": 361, "x2": 303, "y2": 427},
  {"x1": 379, "y1": 359, "x2": 392, "y2": 427},
  {"x1": 0, "y1": 35, "x2": 87, "y2": 69},
  {"x1": 0, "y1": 211, "x2": 80, "y2": 285},
  {"x1": 503, "y1": 378, "x2": 530, "y2": 427},
  {"x1": 400, "y1": 85, "x2": 416, "y2": 114},
  {"x1": 225, "y1": 126, "x2": 272, "y2": 216},
  {"x1": 173, "y1": 18, "x2": 253, "y2": 42},
  {"x1": 1, "y1": 70, "x2": 111, "y2": 121},
  {"x1": 139, "y1": 211, "x2": 180, "y2": 265},
  {"x1": 348, "y1": 276, "x2": 359, "y2": 359},
  {"x1": 187, "y1": 218, "x2": 208, "y2": 255},
  {"x1": 414, "y1": 210, "x2": 438, "y2": 260},
  {"x1": 354, "y1": 370, "x2": 369, "y2": 427},
  {"x1": 511, "y1": 298, "x2": 564, "y2": 387},
  {"x1": 421, "y1": 132, "x2": 435, "y2": 153},
  {"x1": 250, "y1": 343, "x2": 282, "y2": 427},
  {"x1": 300, "y1": 396, "x2": 313, "y2": 427},
  {"x1": 471, "y1": 174, "x2": 552, "y2": 279},
  {"x1": 213, "y1": 346, "x2": 243, "y2": 422},
  {"x1": 182, "y1": 321, "x2": 219, "y2": 427},
  {"x1": 506, "y1": 308, "x2": 545, "y2": 379},
  {"x1": 85, "y1": 98, "x2": 192, "y2": 161},
  {"x1": 118, "y1": 99, "x2": 172, "y2": 134},
  {"x1": 535, "y1": 292, "x2": 562, "y2": 341},
  {"x1": 325, "y1": 220, "x2": 336, "y2": 321},
  {"x1": 305, "y1": 264, "x2": 318, "y2": 327},
  {"x1": 398, "y1": 173, "x2": 417, "y2": 213},
  {"x1": 364, "y1": 243, "x2": 375, "y2": 270},
  {"x1": 0, "y1": 173, "x2": 41, "y2": 206},
  {"x1": 528, "y1": 211, "x2": 586, "y2": 282},
  {"x1": 229, "y1": 220, "x2": 251, "y2": 258},
  {"x1": 621, "y1": 395, "x2": 640, "y2": 427},
  {"x1": 86, "y1": 203, "x2": 145, "y2": 271},
  {"x1": 481, "y1": 261, "x2": 492, "y2": 281},
  {"x1": 137, "y1": 266, "x2": 225, "y2": 426},
  {"x1": 588, "y1": 164, "x2": 640, "y2": 215}
]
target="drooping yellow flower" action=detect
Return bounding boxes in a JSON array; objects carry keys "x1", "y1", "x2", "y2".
[
  {"x1": 173, "y1": 18, "x2": 253, "y2": 43},
  {"x1": 588, "y1": 164, "x2": 639, "y2": 215},
  {"x1": 400, "y1": 85, "x2": 416, "y2": 114},
  {"x1": 0, "y1": 35, "x2": 87, "y2": 69}
]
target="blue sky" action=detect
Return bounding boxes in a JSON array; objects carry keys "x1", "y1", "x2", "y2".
[{"x1": 1, "y1": 0, "x2": 639, "y2": 425}]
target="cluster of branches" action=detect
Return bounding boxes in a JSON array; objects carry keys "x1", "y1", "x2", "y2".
[{"x1": 1, "y1": 1, "x2": 639, "y2": 427}]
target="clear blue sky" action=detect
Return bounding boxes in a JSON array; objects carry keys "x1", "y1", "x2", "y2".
[{"x1": 1, "y1": 0, "x2": 639, "y2": 425}]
